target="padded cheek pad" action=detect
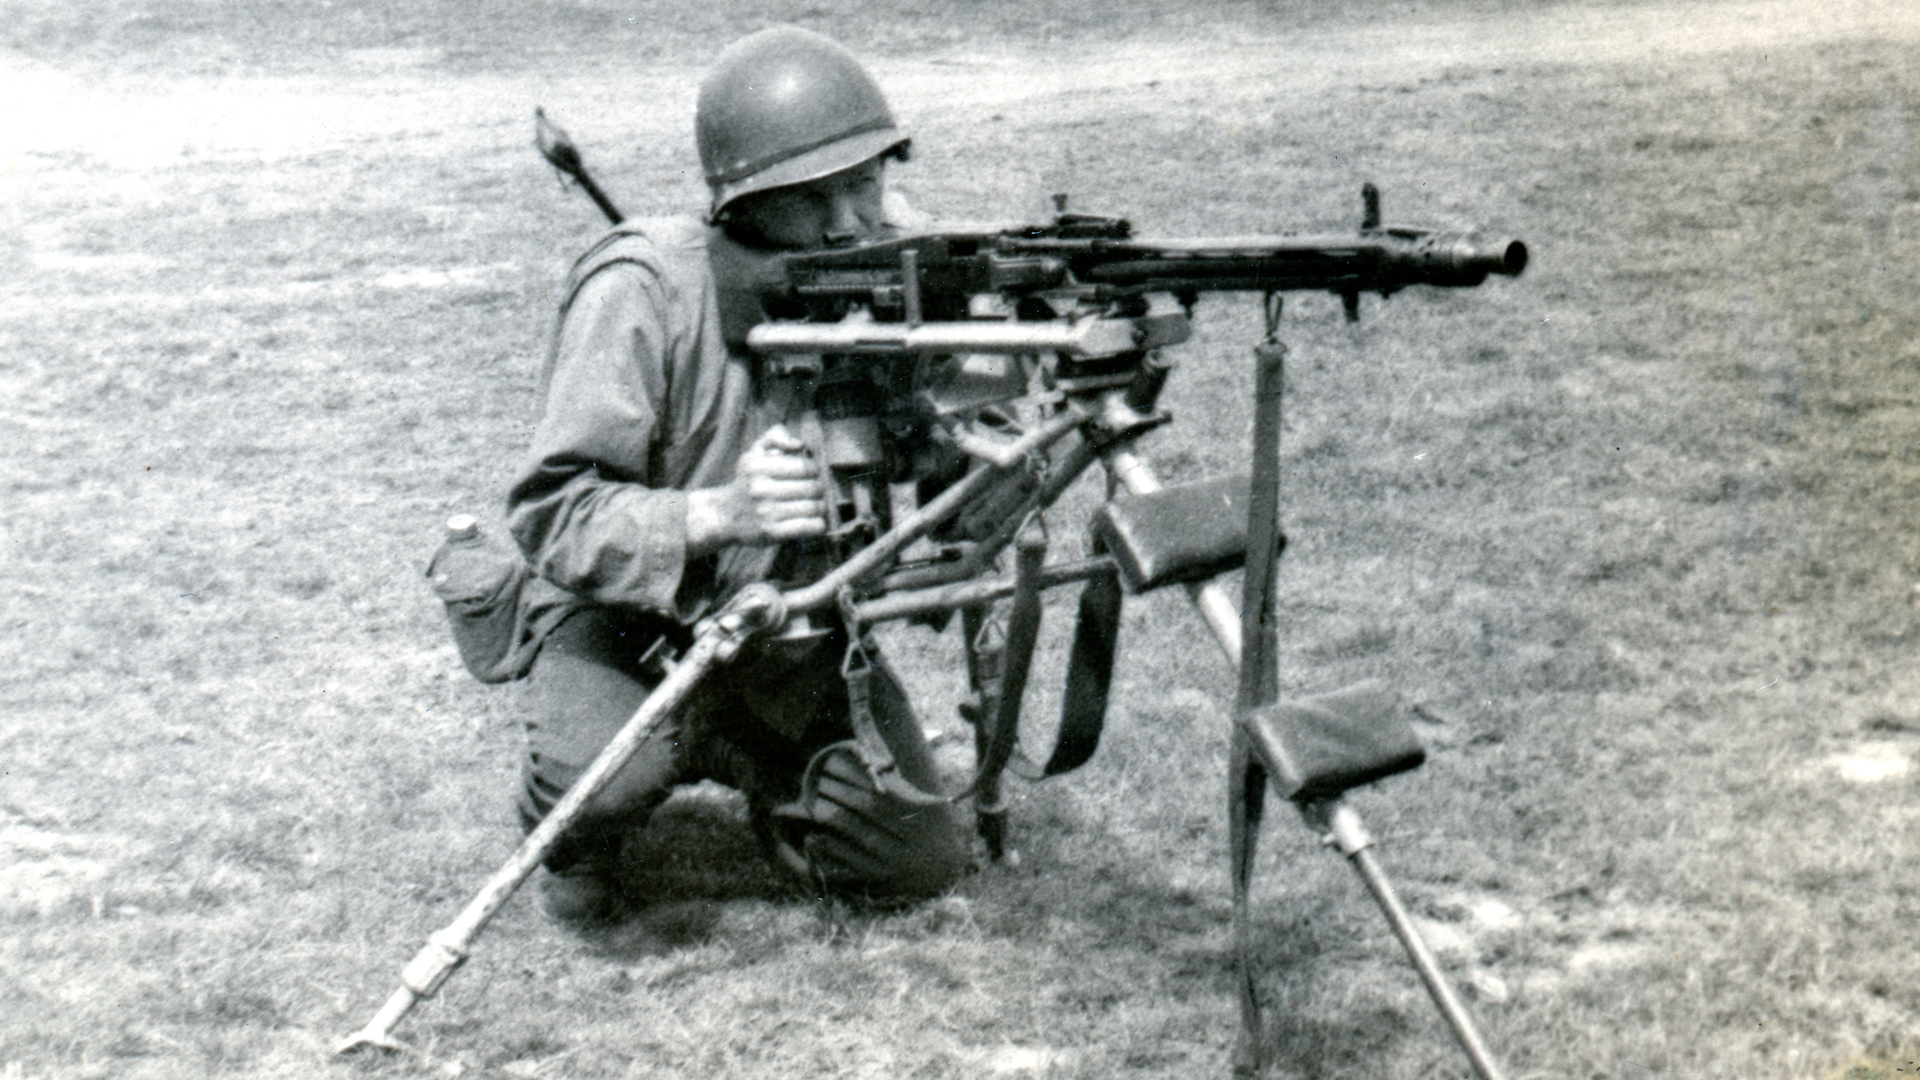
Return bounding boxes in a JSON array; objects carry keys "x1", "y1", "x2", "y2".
[{"x1": 1091, "y1": 473, "x2": 1253, "y2": 593}]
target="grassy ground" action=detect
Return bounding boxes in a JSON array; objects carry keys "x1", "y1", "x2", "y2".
[{"x1": 2, "y1": 0, "x2": 1918, "y2": 1077}]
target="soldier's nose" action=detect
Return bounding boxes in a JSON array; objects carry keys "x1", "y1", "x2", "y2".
[{"x1": 822, "y1": 196, "x2": 863, "y2": 247}]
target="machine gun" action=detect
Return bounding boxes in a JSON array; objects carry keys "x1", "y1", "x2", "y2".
[
  {"x1": 736, "y1": 192, "x2": 1524, "y2": 589},
  {"x1": 760, "y1": 191, "x2": 1525, "y2": 323},
  {"x1": 341, "y1": 113, "x2": 1526, "y2": 1080}
]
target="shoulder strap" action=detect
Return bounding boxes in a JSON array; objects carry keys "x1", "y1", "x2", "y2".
[{"x1": 557, "y1": 216, "x2": 710, "y2": 315}]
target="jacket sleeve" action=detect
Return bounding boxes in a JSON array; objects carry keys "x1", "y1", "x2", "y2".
[{"x1": 506, "y1": 262, "x2": 694, "y2": 616}]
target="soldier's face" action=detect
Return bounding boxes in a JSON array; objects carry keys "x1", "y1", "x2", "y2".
[{"x1": 732, "y1": 157, "x2": 887, "y2": 250}]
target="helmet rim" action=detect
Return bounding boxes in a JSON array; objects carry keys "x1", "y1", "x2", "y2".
[{"x1": 709, "y1": 129, "x2": 910, "y2": 220}]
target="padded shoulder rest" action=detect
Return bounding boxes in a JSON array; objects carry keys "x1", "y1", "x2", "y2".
[
  {"x1": 1091, "y1": 473, "x2": 1253, "y2": 593},
  {"x1": 1243, "y1": 679, "x2": 1426, "y2": 802}
]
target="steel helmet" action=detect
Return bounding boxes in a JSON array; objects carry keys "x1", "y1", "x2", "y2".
[{"x1": 697, "y1": 27, "x2": 911, "y2": 219}]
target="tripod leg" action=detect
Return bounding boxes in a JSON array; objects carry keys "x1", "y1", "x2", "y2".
[
  {"x1": 1308, "y1": 800, "x2": 1510, "y2": 1080},
  {"x1": 338, "y1": 626, "x2": 728, "y2": 1054}
]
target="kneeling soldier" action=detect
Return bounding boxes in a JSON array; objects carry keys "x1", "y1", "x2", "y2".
[{"x1": 505, "y1": 26, "x2": 968, "y2": 926}]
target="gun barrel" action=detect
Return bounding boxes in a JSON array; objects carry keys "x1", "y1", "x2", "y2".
[
  {"x1": 1072, "y1": 232, "x2": 1527, "y2": 294},
  {"x1": 753, "y1": 218, "x2": 1527, "y2": 323},
  {"x1": 1490, "y1": 239, "x2": 1529, "y2": 277},
  {"x1": 1413, "y1": 235, "x2": 1528, "y2": 282}
]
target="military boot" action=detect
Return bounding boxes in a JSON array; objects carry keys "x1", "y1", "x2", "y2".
[{"x1": 537, "y1": 855, "x2": 629, "y2": 927}]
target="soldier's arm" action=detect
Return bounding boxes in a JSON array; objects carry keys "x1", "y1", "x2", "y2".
[
  {"x1": 507, "y1": 263, "x2": 695, "y2": 614},
  {"x1": 509, "y1": 264, "x2": 824, "y2": 612}
]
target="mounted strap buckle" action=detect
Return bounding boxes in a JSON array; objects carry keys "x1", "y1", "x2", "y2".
[{"x1": 837, "y1": 586, "x2": 949, "y2": 807}]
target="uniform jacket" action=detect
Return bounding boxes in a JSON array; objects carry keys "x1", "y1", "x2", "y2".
[
  {"x1": 506, "y1": 215, "x2": 781, "y2": 659},
  {"x1": 502, "y1": 198, "x2": 929, "y2": 676}
]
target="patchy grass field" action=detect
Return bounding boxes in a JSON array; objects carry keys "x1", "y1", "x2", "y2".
[{"x1": 3, "y1": 1, "x2": 1919, "y2": 1078}]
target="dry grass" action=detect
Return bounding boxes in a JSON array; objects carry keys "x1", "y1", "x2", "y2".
[{"x1": 3, "y1": 1, "x2": 1919, "y2": 1078}]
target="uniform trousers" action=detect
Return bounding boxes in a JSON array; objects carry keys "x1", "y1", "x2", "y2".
[{"x1": 517, "y1": 606, "x2": 969, "y2": 898}]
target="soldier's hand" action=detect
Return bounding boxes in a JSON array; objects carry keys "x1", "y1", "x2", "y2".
[
  {"x1": 736, "y1": 424, "x2": 828, "y2": 539},
  {"x1": 686, "y1": 424, "x2": 827, "y2": 552}
]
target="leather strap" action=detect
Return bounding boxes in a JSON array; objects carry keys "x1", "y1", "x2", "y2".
[
  {"x1": 837, "y1": 589, "x2": 950, "y2": 807},
  {"x1": 1009, "y1": 562, "x2": 1121, "y2": 780}
]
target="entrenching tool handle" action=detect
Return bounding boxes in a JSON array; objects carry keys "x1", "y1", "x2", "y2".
[
  {"x1": 336, "y1": 592, "x2": 774, "y2": 1054},
  {"x1": 534, "y1": 107, "x2": 624, "y2": 225}
]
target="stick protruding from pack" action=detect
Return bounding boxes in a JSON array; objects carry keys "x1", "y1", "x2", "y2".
[{"x1": 535, "y1": 107, "x2": 624, "y2": 225}]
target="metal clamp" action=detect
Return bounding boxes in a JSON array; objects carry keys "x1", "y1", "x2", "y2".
[{"x1": 711, "y1": 583, "x2": 787, "y2": 663}]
